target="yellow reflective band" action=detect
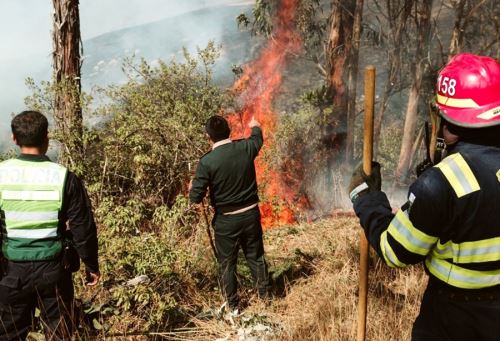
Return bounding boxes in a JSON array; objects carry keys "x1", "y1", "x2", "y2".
[
  {"x1": 5, "y1": 211, "x2": 59, "y2": 221},
  {"x1": 387, "y1": 210, "x2": 438, "y2": 256},
  {"x1": 380, "y1": 230, "x2": 407, "y2": 268},
  {"x1": 433, "y1": 237, "x2": 500, "y2": 263},
  {"x1": 435, "y1": 153, "x2": 480, "y2": 198},
  {"x1": 426, "y1": 257, "x2": 500, "y2": 289},
  {"x1": 436, "y1": 94, "x2": 480, "y2": 108},
  {"x1": 433, "y1": 241, "x2": 453, "y2": 259},
  {"x1": 1, "y1": 190, "x2": 60, "y2": 201},
  {"x1": 6, "y1": 227, "x2": 58, "y2": 239},
  {"x1": 0, "y1": 166, "x2": 66, "y2": 186},
  {"x1": 476, "y1": 106, "x2": 500, "y2": 120}
]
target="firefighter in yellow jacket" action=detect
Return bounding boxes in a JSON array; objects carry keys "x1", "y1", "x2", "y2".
[{"x1": 349, "y1": 53, "x2": 500, "y2": 340}]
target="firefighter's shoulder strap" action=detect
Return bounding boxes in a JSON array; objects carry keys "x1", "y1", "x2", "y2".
[{"x1": 434, "y1": 153, "x2": 480, "y2": 198}]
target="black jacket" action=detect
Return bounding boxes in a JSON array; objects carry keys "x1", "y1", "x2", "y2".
[{"x1": 355, "y1": 141, "x2": 500, "y2": 290}]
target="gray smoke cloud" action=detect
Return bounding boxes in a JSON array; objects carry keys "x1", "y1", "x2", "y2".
[{"x1": 0, "y1": 0, "x2": 253, "y2": 145}]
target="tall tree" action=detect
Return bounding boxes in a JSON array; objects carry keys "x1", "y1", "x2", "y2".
[
  {"x1": 325, "y1": 0, "x2": 359, "y2": 162},
  {"x1": 395, "y1": 0, "x2": 433, "y2": 182},
  {"x1": 450, "y1": 0, "x2": 499, "y2": 58},
  {"x1": 52, "y1": 0, "x2": 83, "y2": 172},
  {"x1": 345, "y1": 0, "x2": 364, "y2": 163},
  {"x1": 239, "y1": 0, "x2": 363, "y2": 162},
  {"x1": 448, "y1": 0, "x2": 468, "y2": 57},
  {"x1": 373, "y1": 0, "x2": 414, "y2": 155},
  {"x1": 326, "y1": 0, "x2": 356, "y2": 109}
]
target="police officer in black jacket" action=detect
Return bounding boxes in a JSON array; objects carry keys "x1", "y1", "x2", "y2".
[
  {"x1": 0, "y1": 111, "x2": 99, "y2": 340},
  {"x1": 189, "y1": 115, "x2": 271, "y2": 311}
]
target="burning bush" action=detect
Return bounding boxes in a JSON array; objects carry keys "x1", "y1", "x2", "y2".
[{"x1": 272, "y1": 103, "x2": 350, "y2": 213}]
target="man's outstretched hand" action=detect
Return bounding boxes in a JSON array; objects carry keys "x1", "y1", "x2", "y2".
[{"x1": 249, "y1": 116, "x2": 260, "y2": 128}]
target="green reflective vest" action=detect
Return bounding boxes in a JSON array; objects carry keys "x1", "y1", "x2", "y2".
[{"x1": 0, "y1": 158, "x2": 67, "y2": 261}]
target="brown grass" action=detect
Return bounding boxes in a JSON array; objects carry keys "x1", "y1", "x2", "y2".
[
  {"x1": 185, "y1": 217, "x2": 427, "y2": 341},
  {"x1": 68, "y1": 216, "x2": 426, "y2": 340}
]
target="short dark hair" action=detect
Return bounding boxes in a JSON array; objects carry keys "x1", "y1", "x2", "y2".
[
  {"x1": 11, "y1": 111, "x2": 49, "y2": 147},
  {"x1": 205, "y1": 115, "x2": 230, "y2": 142}
]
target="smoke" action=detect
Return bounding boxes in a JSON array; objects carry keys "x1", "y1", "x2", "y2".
[{"x1": 0, "y1": 0, "x2": 252, "y2": 144}]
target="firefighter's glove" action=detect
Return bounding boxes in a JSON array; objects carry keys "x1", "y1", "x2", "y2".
[{"x1": 348, "y1": 162, "x2": 381, "y2": 203}]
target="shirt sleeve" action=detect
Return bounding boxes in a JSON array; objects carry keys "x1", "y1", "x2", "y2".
[
  {"x1": 189, "y1": 159, "x2": 210, "y2": 204},
  {"x1": 63, "y1": 172, "x2": 99, "y2": 273},
  {"x1": 246, "y1": 127, "x2": 264, "y2": 159},
  {"x1": 354, "y1": 191, "x2": 394, "y2": 259},
  {"x1": 354, "y1": 168, "x2": 449, "y2": 268}
]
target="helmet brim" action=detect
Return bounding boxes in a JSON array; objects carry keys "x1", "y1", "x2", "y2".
[{"x1": 437, "y1": 101, "x2": 500, "y2": 128}]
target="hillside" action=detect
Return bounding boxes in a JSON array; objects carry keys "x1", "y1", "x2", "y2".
[
  {"x1": 82, "y1": 4, "x2": 254, "y2": 88},
  {"x1": 0, "y1": 3, "x2": 253, "y2": 144}
]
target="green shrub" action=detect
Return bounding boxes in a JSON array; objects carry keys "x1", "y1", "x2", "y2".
[
  {"x1": 269, "y1": 103, "x2": 334, "y2": 209},
  {"x1": 95, "y1": 197, "x2": 145, "y2": 234},
  {"x1": 87, "y1": 43, "x2": 231, "y2": 210},
  {"x1": 25, "y1": 42, "x2": 231, "y2": 211}
]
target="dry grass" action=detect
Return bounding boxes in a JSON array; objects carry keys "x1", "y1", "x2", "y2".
[
  {"x1": 184, "y1": 216, "x2": 427, "y2": 341},
  {"x1": 66, "y1": 215, "x2": 426, "y2": 340}
]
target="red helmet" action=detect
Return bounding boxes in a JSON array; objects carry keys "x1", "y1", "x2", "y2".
[{"x1": 435, "y1": 53, "x2": 500, "y2": 128}]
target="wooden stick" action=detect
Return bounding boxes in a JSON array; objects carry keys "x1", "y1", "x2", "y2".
[
  {"x1": 201, "y1": 199, "x2": 218, "y2": 259},
  {"x1": 357, "y1": 65, "x2": 375, "y2": 341}
]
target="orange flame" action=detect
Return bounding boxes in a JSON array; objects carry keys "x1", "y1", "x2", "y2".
[{"x1": 227, "y1": 0, "x2": 306, "y2": 228}]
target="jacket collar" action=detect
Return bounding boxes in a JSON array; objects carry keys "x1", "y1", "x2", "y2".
[
  {"x1": 17, "y1": 154, "x2": 51, "y2": 162},
  {"x1": 212, "y1": 139, "x2": 232, "y2": 150}
]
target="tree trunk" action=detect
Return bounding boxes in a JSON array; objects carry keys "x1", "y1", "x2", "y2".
[
  {"x1": 373, "y1": 0, "x2": 413, "y2": 156},
  {"x1": 52, "y1": 0, "x2": 83, "y2": 172},
  {"x1": 448, "y1": 0, "x2": 467, "y2": 58},
  {"x1": 395, "y1": 0, "x2": 433, "y2": 183},
  {"x1": 326, "y1": 0, "x2": 356, "y2": 160},
  {"x1": 345, "y1": 0, "x2": 364, "y2": 164}
]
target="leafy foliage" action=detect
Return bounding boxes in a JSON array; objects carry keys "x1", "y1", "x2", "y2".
[
  {"x1": 237, "y1": 0, "x2": 275, "y2": 37},
  {"x1": 270, "y1": 102, "x2": 336, "y2": 209},
  {"x1": 24, "y1": 44, "x2": 235, "y2": 333},
  {"x1": 88, "y1": 42, "x2": 231, "y2": 209},
  {"x1": 24, "y1": 77, "x2": 93, "y2": 176}
]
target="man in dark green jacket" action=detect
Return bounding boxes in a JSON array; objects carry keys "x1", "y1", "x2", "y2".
[{"x1": 189, "y1": 115, "x2": 271, "y2": 311}]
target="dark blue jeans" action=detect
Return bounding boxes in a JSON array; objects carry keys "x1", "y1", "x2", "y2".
[
  {"x1": 213, "y1": 207, "x2": 271, "y2": 308},
  {"x1": 412, "y1": 283, "x2": 500, "y2": 341}
]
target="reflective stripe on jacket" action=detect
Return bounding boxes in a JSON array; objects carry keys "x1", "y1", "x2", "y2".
[
  {"x1": 0, "y1": 158, "x2": 67, "y2": 261},
  {"x1": 377, "y1": 144, "x2": 500, "y2": 290}
]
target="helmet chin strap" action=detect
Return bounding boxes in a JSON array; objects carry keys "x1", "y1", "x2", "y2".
[{"x1": 434, "y1": 119, "x2": 447, "y2": 163}]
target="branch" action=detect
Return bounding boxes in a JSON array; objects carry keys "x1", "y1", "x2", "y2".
[{"x1": 316, "y1": 63, "x2": 328, "y2": 77}]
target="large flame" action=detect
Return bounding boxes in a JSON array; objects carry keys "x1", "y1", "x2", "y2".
[{"x1": 228, "y1": 0, "x2": 306, "y2": 228}]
